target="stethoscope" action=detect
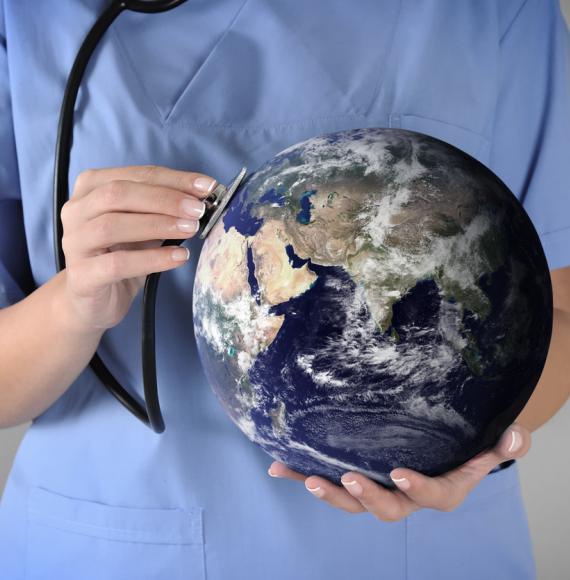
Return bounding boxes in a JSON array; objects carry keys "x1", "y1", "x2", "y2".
[{"x1": 53, "y1": 0, "x2": 248, "y2": 433}]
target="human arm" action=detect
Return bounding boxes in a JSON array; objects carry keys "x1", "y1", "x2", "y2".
[
  {"x1": 0, "y1": 166, "x2": 215, "y2": 428},
  {"x1": 517, "y1": 266, "x2": 570, "y2": 432},
  {"x1": 0, "y1": 270, "x2": 105, "y2": 428}
]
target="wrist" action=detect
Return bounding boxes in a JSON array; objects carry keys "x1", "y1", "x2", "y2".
[{"x1": 52, "y1": 270, "x2": 105, "y2": 341}]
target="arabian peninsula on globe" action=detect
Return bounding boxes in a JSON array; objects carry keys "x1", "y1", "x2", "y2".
[{"x1": 192, "y1": 128, "x2": 552, "y2": 486}]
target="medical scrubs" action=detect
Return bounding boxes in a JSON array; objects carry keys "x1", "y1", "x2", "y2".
[{"x1": 0, "y1": 1, "x2": 569, "y2": 578}]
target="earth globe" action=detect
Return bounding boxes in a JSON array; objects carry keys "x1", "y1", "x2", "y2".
[{"x1": 192, "y1": 127, "x2": 553, "y2": 487}]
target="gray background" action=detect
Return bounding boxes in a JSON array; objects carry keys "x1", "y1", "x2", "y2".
[{"x1": 1, "y1": 2, "x2": 569, "y2": 578}]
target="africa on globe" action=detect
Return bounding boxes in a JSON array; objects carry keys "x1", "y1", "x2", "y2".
[{"x1": 192, "y1": 128, "x2": 552, "y2": 486}]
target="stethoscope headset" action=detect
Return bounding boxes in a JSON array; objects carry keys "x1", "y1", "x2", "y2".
[{"x1": 53, "y1": 0, "x2": 247, "y2": 433}]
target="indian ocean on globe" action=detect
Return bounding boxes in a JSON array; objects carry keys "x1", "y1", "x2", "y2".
[{"x1": 192, "y1": 128, "x2": 553, "y2": 487}]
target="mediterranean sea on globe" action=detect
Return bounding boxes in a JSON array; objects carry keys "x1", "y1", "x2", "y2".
[{"x1": 192, "y1": 127, "x2": 553, "y2": 487}]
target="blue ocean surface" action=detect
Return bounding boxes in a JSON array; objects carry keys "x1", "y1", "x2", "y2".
[
  {"x1": 246, "y1": 245, "x2": 260, "y2": 305},
  {"x1": 259, "y1": 186, "x2": 286, "y2": 206},
  {"x1": 246, "y1": 247, "x2": 473, "y2": 479}
]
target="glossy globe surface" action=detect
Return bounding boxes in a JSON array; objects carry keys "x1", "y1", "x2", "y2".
[{"x1": 192, "y1": 128, "x2": 552, "y2": 486}]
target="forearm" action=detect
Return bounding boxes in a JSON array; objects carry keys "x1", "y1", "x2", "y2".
[
  {"x1": 517, "y1": 306, "x2": 570, "y2": 432},
  {"x1": 0, "y1": 270, "x2": 104, "y2": 428}
]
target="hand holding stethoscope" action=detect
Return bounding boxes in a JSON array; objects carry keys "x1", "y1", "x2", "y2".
[{"x1": 59, "y1": 165, "x2": 216, "y2": 332}]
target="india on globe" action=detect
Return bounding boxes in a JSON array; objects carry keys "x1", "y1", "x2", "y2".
[{"x1": 192, "y1": 128, "x2": 553, "y2": 487}]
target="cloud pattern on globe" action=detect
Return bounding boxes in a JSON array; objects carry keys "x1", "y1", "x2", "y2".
[{"x1": 192, "y1": 128, "x2": 552, "y2": 487}]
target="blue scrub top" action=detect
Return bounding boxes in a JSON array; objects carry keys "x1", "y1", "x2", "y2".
[{"x1": 1, "y1": 1, "x2": 569, "y2": 579}]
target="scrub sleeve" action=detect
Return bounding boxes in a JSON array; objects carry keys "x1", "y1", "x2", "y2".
[
  {"x1": 0, "y1": 5, "x2": 32, "y2": 308},
  {"x1": 489, "y1": 0, "x2": 570, "y2": 271}
]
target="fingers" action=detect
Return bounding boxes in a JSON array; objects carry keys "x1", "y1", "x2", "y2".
[
  {"x1": 268, "y1": 462, "x2": 365, "y2": 513},
  {"x1": 72, "y1": 165, "x2": 218, "y2": 200},
  {"x1": 389, "y1": 423, "x2": 532, "y2": 512},
  {"x1": 63, "y1": 181, "x2": 207, "y2": 229},
  {"x1": 305, "y1": 475, "x2": 367, "y2": 514},
  {"x1": 268, "y1": 462, "x2": 306, "y2": 482},
  {"x1": 66, "y1": 245, "x2": 190, "y2": 295},
  {"x1": 388, "y1": 468, "x2": 464, "y2": 511},
  {"x1": 61, "y1": 177, "x2": 208, "y2": 265},
  {"x1": 268, "y1": 462, "x2": 416, "y2": 519},
  {"x1": 67, "y1": 212, "x2": 200, "y2": 259},
  {"x1": 339, "y1": 473, "x2": 418, "y2": 521},
  {"x1": 269, "y1": 424, "x2": 532, "y2": 520}
]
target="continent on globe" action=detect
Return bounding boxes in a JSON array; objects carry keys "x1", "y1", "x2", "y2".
[
  {"x1": 249, "y1": 219, "x2": 317, "y2": 305},
  {"x1": 193, "y1": 219, "x2": 285, "y2": 378}
]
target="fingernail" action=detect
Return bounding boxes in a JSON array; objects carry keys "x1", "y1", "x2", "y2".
[
  {"x1": 267, "y1": 467, "x2": 280, "y2": 478},
  {"x1": 194, "y1": 176, "x2": 217, "y2": 194},
  {"x1": 341, "y1": 476, "x2": 363, "y2": 497},
  {"x1": 171, "y1": 247, "x2": 190, "y2": 261},
  {"x1": 390, "y1": 474, "x2": 411, "y2": 491},
  {"x1": 507, "y1": 429, "x2": 522, "y2": 453},
  {"x1": 181, "y1": 198, "x2": 206, "y2": 218},
  {"x1": 306, "y1": 484, "x2": 325, "y2": 498},
  {"x1": 176, "y1": 219, "x2": 199, "y2": 233}
]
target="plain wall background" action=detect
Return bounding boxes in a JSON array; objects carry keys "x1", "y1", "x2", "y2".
[{"x1": 1, "y1": 2, "x2": 569, "y2": 578}]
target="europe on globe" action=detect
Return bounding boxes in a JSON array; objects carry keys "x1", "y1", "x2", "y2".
[{"x1": 192, "y1": 128, "x2": 552, "y2": 486}]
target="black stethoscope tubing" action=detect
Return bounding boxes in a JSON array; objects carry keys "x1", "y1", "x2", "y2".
[{"x1": 53, "y1": 0, "x2": 190, "y2": 433}]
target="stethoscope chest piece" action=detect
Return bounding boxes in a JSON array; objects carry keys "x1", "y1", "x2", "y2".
[{"x1": 199, "y1": 167, "x2": 248, "y2": 240}]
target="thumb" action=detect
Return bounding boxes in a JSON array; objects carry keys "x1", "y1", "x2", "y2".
[
  {"x1": 491, "y1": 423, "x2": 532, "y2": 463},
  {"x1": 453, "y1": 423, "x2": 532, "y2": 487}
]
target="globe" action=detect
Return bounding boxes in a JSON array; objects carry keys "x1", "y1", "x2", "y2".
[{"x1": 192, "y1": 127, "x2": 553, "y2": 487}]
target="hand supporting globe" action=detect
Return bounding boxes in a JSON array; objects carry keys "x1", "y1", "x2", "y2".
[{"x1": 192, "y1": 127, "x2": 553, "y2": 487}]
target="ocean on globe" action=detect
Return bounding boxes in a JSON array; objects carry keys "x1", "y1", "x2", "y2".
[{"x1": 192, "y1": 127, "x2": 552, "y2": 487}]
